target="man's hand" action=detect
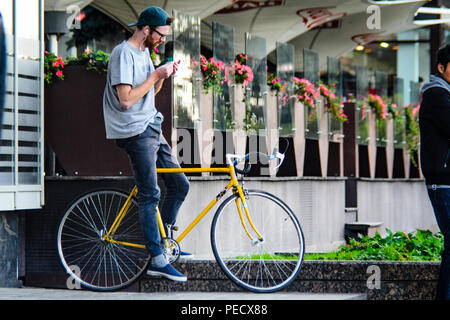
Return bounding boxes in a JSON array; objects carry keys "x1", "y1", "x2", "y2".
[
  {"x1": 156, "y1": 62, "x2": 174, "y2": 79},
  {"x1": 171, "y1": 60, "x2": 181, "y2": 76}
]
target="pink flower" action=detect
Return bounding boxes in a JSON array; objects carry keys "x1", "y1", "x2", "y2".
[
  {"x1": 56, "y1": 70, "x2": 63, "y2": 78},
  {"x1": 412, "y1": 104, "x2": 420, "y2": 118}
]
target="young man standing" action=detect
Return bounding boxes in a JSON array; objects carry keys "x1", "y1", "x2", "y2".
[
  {"x1": 103, "y1": 7, "x2": 189, "y2": 282},
  {"x1": 420, "y1": 43, "x2": 450, "y2": 300}
]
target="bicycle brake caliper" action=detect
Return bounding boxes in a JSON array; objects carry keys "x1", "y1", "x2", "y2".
[{"x1": 242, "y1": 181, "x2": 249, "y2": 200}]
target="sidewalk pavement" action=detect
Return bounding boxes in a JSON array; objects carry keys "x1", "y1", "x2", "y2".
[{"x1": 0, "y1": 287, "x2": 366, "y2": 300}]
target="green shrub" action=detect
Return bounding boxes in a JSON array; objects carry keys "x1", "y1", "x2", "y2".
[
  {"x1": 305, "y1": 229, "x2": 443, "y2": 262},
  {"x1": 66, "y1": 49, "x2": 110, "y2": 74}
]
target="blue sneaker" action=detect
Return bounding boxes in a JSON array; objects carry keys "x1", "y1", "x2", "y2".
[{"x1": 147, "y1": 264, "x2": 187, "y2": 282}]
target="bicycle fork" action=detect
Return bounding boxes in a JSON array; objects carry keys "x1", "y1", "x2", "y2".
[{"x1": 233, "y1": 185, "x2": 264, "y2": 243}]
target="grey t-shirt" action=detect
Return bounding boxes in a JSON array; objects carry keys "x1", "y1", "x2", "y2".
[{"x1": 103, "y1": 40, "x2": 163, "y2": 139}]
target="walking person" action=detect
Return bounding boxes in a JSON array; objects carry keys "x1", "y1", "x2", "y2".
[
  {"x1": 420, "y1": 43, "x2": 450, "y2": 300},
  {"x1": 103, "y1": 6, "x2": 190, "y2": 282}
]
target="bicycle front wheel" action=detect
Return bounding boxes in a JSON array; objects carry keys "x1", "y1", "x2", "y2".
[
  {"x1": 57, "y1": 189, "x2": 150, "y2": 291},
  {"x1": 211, "y1": 190, "x2": 305, "y2": 293}
]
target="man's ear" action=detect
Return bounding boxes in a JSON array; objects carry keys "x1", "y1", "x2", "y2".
[{"x1": 438, "y1": 63, "x2": 445, "y2": 74}]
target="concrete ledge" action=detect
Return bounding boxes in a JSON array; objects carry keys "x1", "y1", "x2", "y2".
[
  {"x1": 24, "y1": 260, "x2": 439, "y2": 300},
  {"x1": 140, "y1": 260, "x2": 440, "y2": 300}
]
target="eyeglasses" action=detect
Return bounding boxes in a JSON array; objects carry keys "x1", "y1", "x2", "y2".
[{"x1": 150, "y1": 28, "x2": 168, "y2": 41}]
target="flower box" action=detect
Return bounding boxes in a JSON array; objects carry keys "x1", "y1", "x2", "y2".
[{"x1": 44, "y1": 65, "x2": 132, "y2": 176}]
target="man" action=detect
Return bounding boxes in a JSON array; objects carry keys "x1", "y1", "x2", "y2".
[
  {"x1": 420, "y1": 43, "x2": 450, "y2": 300},
  {"x1": 103, "y1": 6, "x2": 190, "y2": 282}
]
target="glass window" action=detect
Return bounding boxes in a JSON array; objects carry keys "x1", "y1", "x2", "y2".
[
  {"x1": 393, "y1": 77, "x2": 405, "y2": 149},
  {"x1": 276, "y1": 42, "x2": 295, "y2": 137},
  {"x1": 375, "y1": 71, "x2": 388, "y2": 147},
  {"x1": 0, "y1": 0, "x2": 43, "y2": 187},
  {"x1": 245, "y1": 33, "x2": 266, "y2": 135},
  {"x1": 212, "y1": 22, "x2": 234, "y2": 132},
  {"x1": 409, "y1": 81, "x2": 420, "y2": 106},
  {"x1": 303, "y1": 48, "x2": 320, "y2": 139},
  {"x1": 0, "y1": 0, "x2": 13, "y2": 186},
  {"x1": 356, "y1": 66, "x2": 369, "y2": 145},
  {"x1": 172, "y1": 10, "x2": 201, "y2": 129},
  {"x1": 327, "y1": 56, "x2": 343, "y2": 140}
]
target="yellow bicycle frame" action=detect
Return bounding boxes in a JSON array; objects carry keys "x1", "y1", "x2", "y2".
[{"x1": 103, "y1": 165, "x2": 263, "y2": 249}]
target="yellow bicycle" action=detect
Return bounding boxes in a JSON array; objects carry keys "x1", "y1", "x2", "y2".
[{"x1": 57, "y1": 151, "x2": 305, "y2": 293}]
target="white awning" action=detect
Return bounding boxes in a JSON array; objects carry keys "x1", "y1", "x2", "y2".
[
  {"x1": 45, "y1": 0, "x2": 234, "y2": 20},
  {"x1": 44, "y1": 0, "x2": 432, "y2": 67}
]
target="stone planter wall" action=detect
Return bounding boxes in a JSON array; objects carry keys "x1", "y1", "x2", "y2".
[{"x1": 140, "y1": 260, "x2": 440, "y2": 300}]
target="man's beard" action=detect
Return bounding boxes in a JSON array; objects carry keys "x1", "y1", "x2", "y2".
[{"x1": 144, "y1": 35, "x2": 159, "y2": 50}]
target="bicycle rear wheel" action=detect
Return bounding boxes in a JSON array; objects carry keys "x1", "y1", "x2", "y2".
[
  {"x1": 57, "y1": 189, "x2": 150, "y2": 291},
  {"x1": 211, "y1": 190, "x2": 305, "y2": 293}
]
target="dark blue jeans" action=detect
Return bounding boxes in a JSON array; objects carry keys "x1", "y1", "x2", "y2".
[
  {"x1": 427, "y1": 185, "x2": 450, "y2": 300},
  {"x1": 117, "y1": 126, "x2": 189, "y2": 257}
]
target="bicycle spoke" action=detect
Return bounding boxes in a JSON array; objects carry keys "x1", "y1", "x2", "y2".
[
  {"x1": 58, "y1": 190, "x2": 150, "y2": 291},
  {"x1": 212, "y1": 190, "x2": 304, "y2": 292}
]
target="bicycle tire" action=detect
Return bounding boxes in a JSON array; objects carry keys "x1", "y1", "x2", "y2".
[
  {"x1": 210, "y1": 189, "x2": 305, "y2": 293},
  {"x1": 57, "y1": 189, "x2": 150, "y2": 291}
]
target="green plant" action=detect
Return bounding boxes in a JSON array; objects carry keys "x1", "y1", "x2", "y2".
[
  {"x1": 44, "y1": 51, "x2": 65, "y2": 84},
  {"x1": 66, "y1": 48, "x2": 110, "y2": 74},
  {"x1": 232, "y1": 53, "x2": 253, "y2": 87},
  {"x1": 318, "y1": 82, "x2": 348, "y2": 123},
  {"x1": 243, "y1": 108, "x2": 258, "y2": 133},
  {"x1": 200, "y1": 54, "x2": 225, "y2": 94},
  {"x1": 267, "y1": 73, "x2": 283, "y2": 96},
  {"x1": 367, "y1": 93, "x2": 388, "y2": 120},
  {"x1": 294, "y1": 77, "x2": 318, "y2": 124},
  {"x1": 215, "y1": 103, "x2": 235, "y2": 131},
  {"x1": 387, "y1": 102, "x2": 399, "y2": 120},
  {"x1": 293, "y1": 76, "x2": 317, "y2": 108},
  {"x1": 404, "y1": 104, "x2": 420, "y2": 167},
  {"x1": 305, "y1": 229, "x2": 443, "y2": 261}
]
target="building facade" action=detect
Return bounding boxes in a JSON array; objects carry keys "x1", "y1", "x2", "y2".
[{"x1": 0, "y1": 0, "x2": 44, "y2": 287}]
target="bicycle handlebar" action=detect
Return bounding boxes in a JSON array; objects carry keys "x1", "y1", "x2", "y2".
[{"x1": 226, "y1": 149, "x2": 286, "y2": 175}]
